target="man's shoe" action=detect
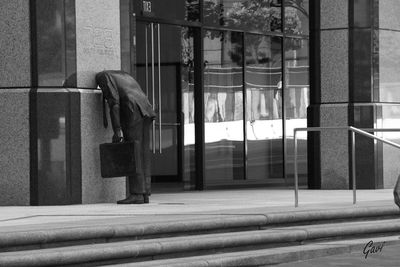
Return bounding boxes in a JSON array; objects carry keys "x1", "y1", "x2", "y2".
[
  {"x1": 143, "y1": 194, "x2": 150, "y2": 204},
  {"x1": 117, "y1": 194, "x2": 144, "y2": 204}
]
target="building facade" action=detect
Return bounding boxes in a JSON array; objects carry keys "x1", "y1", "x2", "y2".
[{"x1": 1, "y1": 0, "x2": 397, "y2": 205}]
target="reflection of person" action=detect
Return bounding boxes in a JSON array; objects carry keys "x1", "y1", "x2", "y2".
[{"x1": 96, "y1": 70, "x2": 156, "y2": 204}]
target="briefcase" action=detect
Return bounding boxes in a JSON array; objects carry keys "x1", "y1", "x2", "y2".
[{"x1": 99, "y1": 142, "x2": 135, "y2": 178}]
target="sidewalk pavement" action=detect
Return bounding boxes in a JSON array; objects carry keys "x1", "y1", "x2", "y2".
[
  {"x1": 276, "y1": 243, "x2": 400, "y2": 267},
  {"x1": 0, "y1": 189, "x2": 396, "y2": 232}
]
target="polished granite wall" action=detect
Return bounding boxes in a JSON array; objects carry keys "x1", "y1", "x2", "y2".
[
  {"x1": 0, "y1": 90, "x2": 30, "y2": 205},
  {"x1": 0, "y1": 0, "x2": 31, "y2": 87},
  {"x1": 76, "y1": 0, "x2": 121, "y2": 88},
  {"x1": 313, "y1": 0, "x2": 351, "y2": 189},
  {"x1": 320, "y1": 105, "x2": 349, "y2": 189},
  {"x1": 80, "y1": 90, "x2": 125, "y2": 203},
  {"x1": 320, "y1": 30, "x2": 349, "y2": 103},
  {"x1": 312, "y1": 0, "x2": 400, "y2": 189},
  {"x1": 0, "y1": 0, "x2": 32, "y2": 205},
  {"x1": 76, "y1": 0, "x2": 125, "y2": 203},
  {"x1": 378, "y1": 0, "x2": 400, "y2": 188}
]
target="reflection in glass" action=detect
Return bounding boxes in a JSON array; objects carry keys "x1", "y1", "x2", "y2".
[
  {"x1": 37, "y1": 91, "x2": 68, "y2": 204},
  {"x1": 181, "y1": 28, "x2": 196, "y2": 189},
  {"x1": 36, "y1": 0, "x2": 75, "y2": 87},
  {"x1": 133, "y1": 0, "x2": 199, "y2": 22},
  {"x1": 284, "y1": 0, "x2": 309, "y2": 35},
  {"x1": 246, "y1": 34, "x2": 283, "y2": 179},
  {"x1": 120, "y1": 0, "x2": 131, "y2": 74},
  {"x1": 353, "y1": 0, "x2": 372, "y2": 27},
  {"x1": 65, "y1": 0, "x2": 76, "y2": 86},
  {"x1": 204, "y1": 0, "x2": 282, "y2": 32},
  {"x1": 285, "y1": 38, "x2": 309, "y2": 180},
  {"x1": 379, "y1": 30, "x2": 400, "y2": 102},
  {"x1": 380, "y1": 105, "x2": 400, "y2": 188},
  {"x1": 37, "y1": 0, "x2": 66, "y2": 86},
  {"x1": 204, "y1": 30, "x2": 245, "y2": 182}
]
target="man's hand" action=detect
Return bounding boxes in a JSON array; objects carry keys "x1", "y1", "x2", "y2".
[{"x1": 112, "y1": 128, "x2": 124, "y2": 143}]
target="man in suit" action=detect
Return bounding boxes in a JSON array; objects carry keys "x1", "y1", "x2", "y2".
[{"x1": 96, "y1": 70, "x2": 156, "y2": 204}]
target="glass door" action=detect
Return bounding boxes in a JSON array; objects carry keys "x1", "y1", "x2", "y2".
[{"x1": 136, "y1": 22, "x2": 195, "y2": 189}]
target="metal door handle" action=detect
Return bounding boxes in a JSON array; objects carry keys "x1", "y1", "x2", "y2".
[
  {"x1": 145, "y1": 24, "x2": 154, "y2": 153},
  {"x1": 157, "y1": 23, "x2": 162, "y2": 153},
  {"x1": 145, "y1": 24, "x2": 149, "y2": 96},
  {"x1": 151, "y1": 23, "x2": 156, "y2": 153}
]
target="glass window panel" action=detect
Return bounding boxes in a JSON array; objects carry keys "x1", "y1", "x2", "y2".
[
  {"x1": 354, "y1": 0, "x2": 372, "y2": 27},
  {"x1": 204, "y1": 0, "x2": 282, "y2": 33},
  {"x1": 65, "y1": 0, "x2": 76, "y2": 86},
  {"x1": 380, "y1": 105, "x2": 400, "y2": 188},
  {"x1": 37, "y1": 91, "x2": 68, "y2": 204},
  {"x1": 246, "y1": 34, "x2": 283, "y2": 179},
  {"x1": 120, "y1": 0, "x2": 131, "y2": 74},
  {"x1": 379, "y1": 30, "x2": 400, "y2": 102},
  {"x1": 133, "y1": 0, "x2": 199, "y2": 22},
  {"x1": 37, "y1": 0, "x2": 66, "y2": 86},
  {"x1": 204, "y1": 30, "x2": 245, "y2": 183},
  {"x1": 182, "y1": 27, "x2": 196, "y2": 189},
  {"x1": 285, "y1": 38, "x2": 309, "y2": 181},
  {"x1": 284, "y1": 0, "x2": 309, "y2": 35},
  {"x1": 352, "y1": 29, "x2": 372, "y2": 102}
]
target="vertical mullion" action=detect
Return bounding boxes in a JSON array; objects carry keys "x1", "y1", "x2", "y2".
[
  {"x1": 29, "y1": 0, "x2": 39, "y2": 205},
  {"x1": 194, "y1": 27, "x2": 205, "y2": 190},
  {"x1": 282, "y1": 0, "x2": 287, "y2": 181},
  {"x1": 243, "y1": 32, "x2": 247, "y2": 180},
  {"x1": 199, "y1": 0, "x2": 204, "y2": 23}
]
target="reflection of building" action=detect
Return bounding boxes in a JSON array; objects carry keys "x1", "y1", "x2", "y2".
[{"x1": 1, "y1": 0, "x2": 396, "y2": 205}]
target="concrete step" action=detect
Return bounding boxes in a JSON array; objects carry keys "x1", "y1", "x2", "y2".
[
  {"x1": 103, "y1": 235, "x2": 400, "y2": 267},
  {"x1": 1, "y1": 205, "x2": 399, "y2": 252},
  {"x1": 0, "y1": 218, "x2": 400, "y2": 266}
]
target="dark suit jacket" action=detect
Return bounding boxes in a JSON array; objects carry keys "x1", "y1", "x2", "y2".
[{"x1": 96, "y1": 70, "x2": 156, "y2": 131}]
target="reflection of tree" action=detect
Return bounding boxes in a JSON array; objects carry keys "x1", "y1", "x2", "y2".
[
  {"x1": 200, "y1": 0, "x2": 307, "y2": 64},
  {"x1": 285, "y1": 0, "x2": 308, "y2": 18},
  {"x1": 181, "y1": 27, "x2": 195, "y2": 66},
  {"x1": 226, "y1": 0, "x2": 282, "y2": 32},
  {"x1": 203, "y1": 0, "x2": 225, "y2": 25},
  {"x1": 186, "y1": 0, "x2": 200, "y2": 21}
]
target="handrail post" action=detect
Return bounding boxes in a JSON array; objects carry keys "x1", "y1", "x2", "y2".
[
  {"x1": 294, "y1": 130, "x2": 299, "y2": 207},
  {"x1": 293, "y1": 126, "x2": 400, "y2": 208},
  {"x1": 351, "y1": 129, "x2": 356, "y2": 204}
]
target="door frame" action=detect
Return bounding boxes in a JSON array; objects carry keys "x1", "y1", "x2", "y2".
[{"x1": 134, "y1": 19, "x2": 203, "y2": 189}]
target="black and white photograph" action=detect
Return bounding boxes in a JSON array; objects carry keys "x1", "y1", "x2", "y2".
[{"x1": 0, "y1": 0, "x2": 400, "y2": 266}]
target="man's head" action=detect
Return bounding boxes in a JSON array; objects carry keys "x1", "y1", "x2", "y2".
[{"x1": 95, "y1": 71, "x2": 108, "y2": 89}]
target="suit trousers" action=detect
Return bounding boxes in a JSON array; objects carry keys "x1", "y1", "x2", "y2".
[{"x1": 122, "y1": 117, "x2": 152, "y2": 195}]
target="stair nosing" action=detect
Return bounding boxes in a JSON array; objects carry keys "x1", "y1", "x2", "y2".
[
  {"x1": 0, "y1": 206, "x2": 398, "y2": 248},
  {"x1": 1, "y1": 218, "x2": 400, "y2": 266}
]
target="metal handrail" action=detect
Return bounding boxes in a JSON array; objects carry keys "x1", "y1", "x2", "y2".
[{"x1": 294, "y1": 126, "x2": 400, "y2": 207}]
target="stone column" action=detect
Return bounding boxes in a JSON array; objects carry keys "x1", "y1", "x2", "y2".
[
  {"x1": 309, "y1": 0, "x2": 400, "y2": 189},
  {"x1": 0, "y1": 0, "x2": 128, "y2": 205},
  {"x1": 75, "y1": 0, "x2": 125, "y2": 203},
  {"x1": 308, "y1": 0, "x2": 350, "y2": 189},
  {"x1": 0, "y1": 0, "x2": 31, "y2": 205}
]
